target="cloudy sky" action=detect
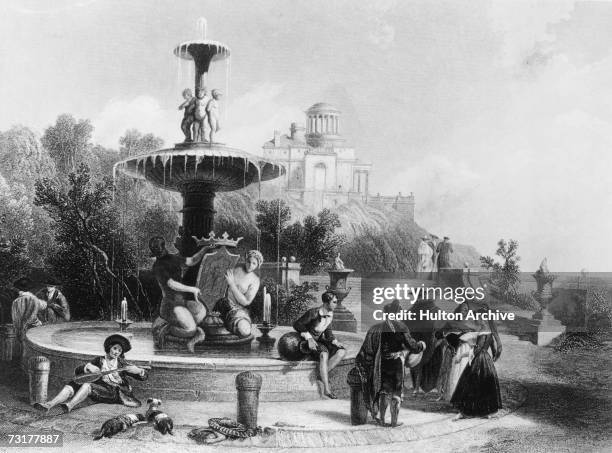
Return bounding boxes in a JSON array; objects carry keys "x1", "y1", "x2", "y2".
[{"x1": 0, "y1": 0, "x2": 610, "y2": 271}]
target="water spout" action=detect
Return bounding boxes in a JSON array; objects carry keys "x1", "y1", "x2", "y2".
[{"x1": 197, "y1": 17, "x2": 207, "y2": 40}]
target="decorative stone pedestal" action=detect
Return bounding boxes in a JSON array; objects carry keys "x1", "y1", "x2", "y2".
[
  {"x1": 347, "y1": 367, "x2": 368, "y2": 425},
  {"x1": 28, "y1": 356, "x2": 50, "y2": 405},
  {"x1": 331, "y1": 305, "x2": 358, "y2": 333},
  {"x1": 236, "y1": 371, "x2": 263, "y2": 429},
  {"x1": 530, "y1": 309, "x2": 566, "y2": 346},
  {"x1": 327, "y1": 269, "x2": 357, "y2": 333},
  {"x1": 531, "y1": 259, "x2": 563, "y2": 346}
]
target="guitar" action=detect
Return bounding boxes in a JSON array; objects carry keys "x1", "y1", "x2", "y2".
[{"x1": 72, "y1": 365, "x2": 152, "y2": 384}]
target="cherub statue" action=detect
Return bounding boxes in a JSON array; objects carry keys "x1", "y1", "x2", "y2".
[
  {"x1": 178, "y1": 88, "x2": 196, "y2": 142},
  {"x1": 206, "y1": 89, "x2": 222, "y2": 143},
  {"x1": 193, "y1": 87, "x2": 209, "y2": 142}
]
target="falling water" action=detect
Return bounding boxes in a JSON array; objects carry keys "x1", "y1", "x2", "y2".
[
  {"x1": 177, "y1": 46, "x2": 182, "y2": 88},
  {"x1": 197, "y1": 17, "x2": 207, "y2": 40},
  {"x1": 224, "y1": 56, "x2": 231, "y2": 123},
  {"x1": 188, "y1": 58, "x2": 194, "y2": 91}
]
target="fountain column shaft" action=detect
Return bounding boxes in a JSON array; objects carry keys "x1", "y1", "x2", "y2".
[{"x1": 180, "y1": 182, "x2": 216, "y2": 256}]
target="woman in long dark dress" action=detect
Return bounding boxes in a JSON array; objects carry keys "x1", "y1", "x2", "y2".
[{"x1": 451, "y1": 309, "x2": 502, "y2": 418}]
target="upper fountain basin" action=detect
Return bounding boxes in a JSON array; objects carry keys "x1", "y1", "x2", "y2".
[
  {"x1": 113, "y1": 144, "x2": 285, "y2": 193},
  {"x1": 174, "y1": 39, "x2": 231, "y2": 61}
]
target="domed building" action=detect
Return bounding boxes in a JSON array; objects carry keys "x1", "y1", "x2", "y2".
[{"x1": 262, "y1": 102, "x2": 414, "y2": 219}]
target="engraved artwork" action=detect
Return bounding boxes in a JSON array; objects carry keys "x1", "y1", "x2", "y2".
[{"x1": 0, "y1": 3, "x2": 610, "y2": 453}]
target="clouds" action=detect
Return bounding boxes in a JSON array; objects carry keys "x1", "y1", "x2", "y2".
[
  {"x1": 3, "y1": 1, "x2": 612, "y2": 271},
  {"x1": 487, "y1": 0, "x2": 576, "y2": 68},
  {"x1": 92, "y1": 84, "x2": 304, "y2": 154},
  {"x1": 92, "y1": 96, "x2": 180, "y2": 149}
]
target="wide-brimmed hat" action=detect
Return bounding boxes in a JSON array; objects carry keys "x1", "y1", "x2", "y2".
[
  {"x1": 103, "y1": 334, "x2": 132, "y2": 354},
  {"x1": 13, "y1": 277, "x2": 41, "y2": 292}
]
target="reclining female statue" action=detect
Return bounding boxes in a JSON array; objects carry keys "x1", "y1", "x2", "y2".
[{"x1": 213, "y1": 250, "x2": 263, "y2": 338}]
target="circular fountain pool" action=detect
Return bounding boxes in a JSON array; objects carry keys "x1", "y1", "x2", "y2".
[{"x1": 24, "y1": 322, "x2": 361, "y2": 402}]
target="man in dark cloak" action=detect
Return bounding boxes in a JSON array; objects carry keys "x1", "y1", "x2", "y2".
[{"x1": 355, "y1": 300, "x2": 425, "y2": 427}]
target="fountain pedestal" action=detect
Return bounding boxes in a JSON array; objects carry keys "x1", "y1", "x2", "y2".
[
  {"x1": 327, "y1": 269, "x2": 357, "y2": 333},
  {"x1": 180, "y1": 182, "x2": 216, "y2": 257}
]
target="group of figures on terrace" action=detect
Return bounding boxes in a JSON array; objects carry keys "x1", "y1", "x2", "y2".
[{"x1": 417, "y1": 235, "x2": 454, "y2": 274}]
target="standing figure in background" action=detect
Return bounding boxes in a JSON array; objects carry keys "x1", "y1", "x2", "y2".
[
  {"x1": 429, "y1": 235, "x2": 439, "y2": 273},
  {"x1": 436, "y1": 236, "x2": 454, "y2": 269},
  {"x1": 356, "y1": 300, "x2": 425, "y2": 427},
  {"x1": 213, "y1": 250, "x2": 263, "y2": 338},
  {"x1": 193, "y1": 87, "x2": 209, "y2": 142},
  {"x1": 206, "y1": 89, "x2": 222, "y2": 143},
  {"x1": 37, "y1": 278, "x2": 70, "y2": 324},
  {"x1": 11, "y1": 277, "x2": 47, "y2": 358},
  {"x1": 178, "y1": 88, "x2": 196, "y2": 142},
  {"x1": 417, "y1": 236, "x2": 434, "y2": 274},
  {"x1": 293, "y1": 291, "x2": 346, "y2": 399}
]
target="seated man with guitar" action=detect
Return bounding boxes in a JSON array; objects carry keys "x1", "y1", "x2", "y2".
[{"x1": 34, "y1": 334, "x2": 149, "y2": 414}]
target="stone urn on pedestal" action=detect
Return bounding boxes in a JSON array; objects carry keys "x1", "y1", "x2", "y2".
[
  {"x1": 530, "y1": 258, "x2": 565, "y2": 345},
  {"x1": 532, "y1": 258, "x2": 556, "y2": 319},
  {"x1": 327, "y1": 254, "x2": 357, "y2": 333}
]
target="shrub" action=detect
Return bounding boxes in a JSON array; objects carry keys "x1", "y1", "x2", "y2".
[
  {"x1": 251, "y1": 278, "x2": 318, "y2": 326},
  {"x1": 508, "y1": 291, "x2": 541, "y2": 311}
]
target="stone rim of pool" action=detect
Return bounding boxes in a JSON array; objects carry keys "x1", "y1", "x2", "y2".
[{"x1": 24, "y1": 322, "x2": 360, "y2": 401}]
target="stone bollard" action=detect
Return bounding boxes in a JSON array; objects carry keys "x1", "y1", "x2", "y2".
[
  {"x1": 28, "y1": 356, "x2": 51, "y2": 405},
  {"x1": 347, "y1": 367, "x2": 368, "y2": 425},
  {"x1": 235, "y1": 371, "x2": 263, "y2": 429},
  {"x1": 0, "y1": 325, "x2": 16, "y2": 361}
]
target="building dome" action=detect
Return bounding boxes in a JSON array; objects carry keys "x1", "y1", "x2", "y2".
[
  {"x1": 306, "y1": 103, "x2": 341, "y2": 115},
  {"x1": 305, "y1": 102, "x2": 341, "y2": 138}
]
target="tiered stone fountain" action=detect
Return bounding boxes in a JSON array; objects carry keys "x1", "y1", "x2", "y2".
[{"x1": 25, "y1": 21, "x2": 359, "y2": 402}]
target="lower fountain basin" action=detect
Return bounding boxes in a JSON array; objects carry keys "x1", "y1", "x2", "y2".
[{"x1": 24, "y1": 322, "x2": 360, "y2": 402}]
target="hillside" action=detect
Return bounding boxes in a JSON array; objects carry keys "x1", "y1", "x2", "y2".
[{"x1": 213, "y1": 185, "x2": 482, "y2": 270}]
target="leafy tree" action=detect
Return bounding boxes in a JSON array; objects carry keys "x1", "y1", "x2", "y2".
[
  {"x1": 91, "y1": 144, "x2": 120, "y2": 177},
  {"x1": 287, "y1": 209, "x2": 345, "y2": 273},
  {"x1": 0, "y1": 126, "x2": 56, "y2": 191},
  {"x1": 255, "y1": 199, "x2": 292, "y2": 259},
  {"x1": 34, "y1": 164, "x2": 138, "y2": 319},
  {"x1": 119, "y1": 129, "x2": 164, "y2": 157},
  {"x1": 0, "y1": 174, "x2": 55, "y2": 268},
  {"x1": 132, "y1": 205, "x2": 179, "y2": 266},
  {"x1": 0, "y1": 236, "x2": 31, "y2": 288},
  {"x1": 480, "y1": 239, "x2": 521, "y2": 302},
  {"x1": 41, "y1": 114, "x2": 94, "y2": 173}
]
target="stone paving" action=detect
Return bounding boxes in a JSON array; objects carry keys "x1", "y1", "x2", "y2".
[{"x1": 0, "y1": 335, "x2": 528, "y2": 450}]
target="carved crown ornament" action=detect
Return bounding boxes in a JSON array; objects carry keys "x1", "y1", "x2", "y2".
[{"x1": 192, "y1": 231, "x2": 243, "y2": 248}]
